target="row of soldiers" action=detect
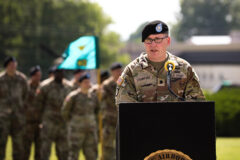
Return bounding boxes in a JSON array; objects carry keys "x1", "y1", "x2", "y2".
[{"x1": 0, "y1": 56, "x2": 123, "y2": 160}]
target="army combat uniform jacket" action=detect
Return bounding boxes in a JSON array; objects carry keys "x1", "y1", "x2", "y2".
[
  {"x1": 36, "y1": 78, "x2": 72, "y2": 122},
  {"x1": 0, "y1": 71, "x2": 28, "y2": 115},
  {"x1": 116, "y1": 52, "x2": 205, "y2": 105},
  {"x1": 62, "y1": 88, "x2": 99, "y2": 129}
]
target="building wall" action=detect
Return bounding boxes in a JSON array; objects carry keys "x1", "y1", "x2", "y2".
[{"x1": 193, "y1": 64, "x2": 240, "y2": 91}]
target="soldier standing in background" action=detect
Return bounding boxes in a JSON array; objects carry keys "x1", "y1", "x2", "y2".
[
  {"x1": 35, "y1": 67, "x2": 72, "y2": 160},
  {"x1": 23, "y1": 65, "x2": 42, "y2": 160},
  {"x1": 0, "y1": 56, "x2": 29, "y2": 160},
  {"x1": 62, "y1": 74, "x2": 99, "y2": 160},
  {"x1": 101, "y1": 63, "x2": 122, "y2": 160},
  {"x1": 70, "y1": 69, "x2": 85, "y2": 90}
]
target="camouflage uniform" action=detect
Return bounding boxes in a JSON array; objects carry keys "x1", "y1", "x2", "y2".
[
  {"x1": 101, "y1": 77, "x2": 118, "y2": 160},
  {"x1": 0, "y1": 71, "x2": 28, "y2": 160},
  {"x1": 116, "y1": 52, "x2": 205, "y2": 105},
  {"x1": 62, "y1": 88, "x2": 99, "y2": 160},
  {"x1": 35, "y1": 78, "x2": 72, "y2": 160},
  {"x1": 23, "y1": 80, "x2": 41, "y2": 160}
]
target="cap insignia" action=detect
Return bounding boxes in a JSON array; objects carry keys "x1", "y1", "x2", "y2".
[{"x1": 156, "y1": 23, "x2": 162, "y2": 32}]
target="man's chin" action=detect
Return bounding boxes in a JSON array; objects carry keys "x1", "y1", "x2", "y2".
[{"x1": 148, "y1": 51, "x2": 160, "y2": 57}]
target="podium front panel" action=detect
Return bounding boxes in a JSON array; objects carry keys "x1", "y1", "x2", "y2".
[{"x1": 117, "y1": 102, "x2": 216, "y2": 160}]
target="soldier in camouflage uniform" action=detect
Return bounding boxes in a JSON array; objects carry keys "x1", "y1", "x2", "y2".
[
  {"x1": 62, "y1": 74, "x2": 99, "y2": 160},
  {"x1": 23, "y1": 65, "x2": 42, "y2": 160},
  {"x1": 35, "y1": 68, "x2": 72, "y2": 160},
  {"x1": 0, "y1": 56, "x2": 29, "y2": 160},
  {"x1": 116, "y1": 20, "x2": 205, "y2": 105},
  {"x1": 101, "y1": 63, "x2": 122, "y2": 160}
]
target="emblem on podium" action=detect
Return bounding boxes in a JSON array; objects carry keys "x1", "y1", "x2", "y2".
[{"x1": 144, "y1": 149, "x2": 192, "y2": 160}]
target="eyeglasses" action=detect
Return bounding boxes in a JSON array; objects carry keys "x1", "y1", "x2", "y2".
[{"x1": 144, "y1": 36, "x2": 168, "y2": 44}]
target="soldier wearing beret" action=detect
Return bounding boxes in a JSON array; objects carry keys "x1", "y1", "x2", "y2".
[
  {"x1": 62, "y1": 73, "x2": 99, "y2": 160},
  {"x1": 70, "y1": 69, "x2": 86, "y2": 90},
  {"x1": 0, "y1": 56, "x2": 29, "y2": 160},
  {"x1": 23, "y1": 65, "x2": 42, "y2": 160},
  {"x1": 100, "y1": 63, "x2": 122, "y2": 160},
  {"x1": 35, "y1": 68, "x2": 72, "y2": 160},
  {"x1": 115, "y1": 20, "x2": 205, "y2": 106}
]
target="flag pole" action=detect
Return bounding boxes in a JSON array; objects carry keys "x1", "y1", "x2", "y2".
[
  {"x1": 97, "y1": 68, "x2": 104, "y2": 160},
  {"x1": 95, "y1": 35, "x2": 104, "y2": 160}
]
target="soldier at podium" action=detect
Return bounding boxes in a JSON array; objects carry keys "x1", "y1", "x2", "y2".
[{"x1": 115, "y1": 20, "x2": 205, "y2": 105}]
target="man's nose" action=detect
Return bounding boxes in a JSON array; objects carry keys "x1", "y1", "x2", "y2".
[{"x1": 150, "y1": 41, "x2": 157, "y2": 46}]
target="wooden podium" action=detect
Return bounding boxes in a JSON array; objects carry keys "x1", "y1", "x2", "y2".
[{"x1": 117, "y1": 102, "x2": 216, "y2": 160}]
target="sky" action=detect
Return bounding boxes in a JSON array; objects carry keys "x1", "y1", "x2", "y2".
[{"x1": 90, "y1": 0, "x2": 181, "y2": 40}]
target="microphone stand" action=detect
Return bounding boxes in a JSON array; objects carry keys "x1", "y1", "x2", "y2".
[{"x1": 167, "y1": 70, "x2": 185, "y2": 101}]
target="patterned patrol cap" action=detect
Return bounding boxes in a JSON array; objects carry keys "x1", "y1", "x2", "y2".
[{"x1": 142, "y1": 20, "x2": 169, "y2": 42}]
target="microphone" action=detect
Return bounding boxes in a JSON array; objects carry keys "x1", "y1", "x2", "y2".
[
  {"x1": 164, "y1": 61, "x2": 175, "y2": 72},
  {"x1": 164, "y1": 61, "x2": 185, "y2": 101}
]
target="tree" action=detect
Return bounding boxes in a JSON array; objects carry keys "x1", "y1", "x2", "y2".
[
  {"x1": 205, "y1": 88, "x2": 240, "y2": 136},
  {"x1": 0, "y1": 0, "x2": 128, "y2": 77},
  {"x1": 172, "y1": 0, "x2": 240, "y2": 41},
  {"x1": 229, "y1": 0, "x2": 240, "y2": 30},
  {"x1": 99, "y1": 31, "x2": 130, "y2": 69}
]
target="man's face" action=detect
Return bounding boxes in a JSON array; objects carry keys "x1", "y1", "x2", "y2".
[
  {"x1": 54, "y1": 70, "x2": 64, "y2": 83},
  {"x1": 112, "y1": 68, "x2": 122, "y2": 79},
  {"x1": 75, "y1": 71, "x2": 85, "y2": 81},
  {"x1": 6, "y1": 61, "x2": 17, "y2": 73},
  {"x1": 143, "y1": 33, "x2": 170, "y2": 57},
  {"x1": 32, "y1": 71, "x2": 42, "y2": 83},
  {"x1": 80, "y1": 79, "x2": 91, "y2": 90}
]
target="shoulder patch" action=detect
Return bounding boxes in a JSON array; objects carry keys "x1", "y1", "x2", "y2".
[
  {"x1": 117, "y1": 76, "x2": 124, "y2": 86},
  {"x1": 65, "y1": 95, "x2": 71, "y2": 103}
]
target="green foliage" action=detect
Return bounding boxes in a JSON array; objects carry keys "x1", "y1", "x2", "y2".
[
  {"x1": 205, "y1": 88, "x2": 240, "y2": 136},
  {"x1": 172, "y1": 0, "x2": 240, "y2": 41},
  {"x1": 99, "y1": 31, "x2": 130, "y2": 69},
  {"x1": 229, "y1": 0, "x2": 240, "y2": 30},
  {"x1": 0, "y1": 0, "x2": 124, "y2": 78},
  {"x1": 116, "y1": 53, "x2": 131, "y2": 67}
]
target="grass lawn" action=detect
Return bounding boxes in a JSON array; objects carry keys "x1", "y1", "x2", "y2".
[
  {"x1": 5, "y1": 137, "x2": 240, "y2": 160},
  {"x1": 216, "y1": 137, "x2": 240, "y2": 160}
]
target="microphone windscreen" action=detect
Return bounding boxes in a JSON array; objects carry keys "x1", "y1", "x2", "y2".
[{"x1": 164, "y1": 61, "x2": 175, "y2": 72}]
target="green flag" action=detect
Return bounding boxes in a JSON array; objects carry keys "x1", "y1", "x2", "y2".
[{"x1": 58, "y1": 36, "x2": 99, "y2": 69}]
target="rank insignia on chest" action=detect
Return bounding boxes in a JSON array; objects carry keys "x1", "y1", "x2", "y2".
[{"x1": 158, "y1": 78, "x2": 165, "y2": 87}]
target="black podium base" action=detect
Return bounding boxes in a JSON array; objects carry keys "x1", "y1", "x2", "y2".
[{"x1": 117, "y1": 102, "x2": 216, "y2": 160}]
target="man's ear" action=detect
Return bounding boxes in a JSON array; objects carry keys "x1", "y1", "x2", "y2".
[{"x1": 167, "y1": 37, "x2": 171, "y2": 45}]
